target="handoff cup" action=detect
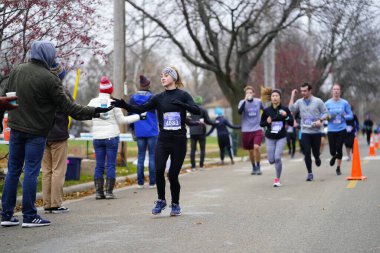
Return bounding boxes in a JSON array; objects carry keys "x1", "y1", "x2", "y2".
[{"x1": 6, "y1": 92, "x2": 17, "y2": 105}]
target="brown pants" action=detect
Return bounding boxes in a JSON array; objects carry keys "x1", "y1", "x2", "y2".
[{"x1": 42, "y1": 140, "x2": 68, "y2": 209}]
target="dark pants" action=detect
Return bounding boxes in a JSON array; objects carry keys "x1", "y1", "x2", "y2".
[
  {"x1": 301, "y1": 133, "x2": 321, "y2": 173},
  {"x1": 365, "y1": 130, "x2": 372, "y2": 145},
  {"x1": 155, "y1": 134, "x2": 187, "y2": 204},
  {"x1": 328, "y1": 130, "x2": 347, "y2": 160},
  {"x1": 190, "y1": 135, "x2": 206, "y2": 168},
  {"x1": 286, "y1": 132, "x2": 296, "y2": 156},
  {"x1": 218, "y1": 134, "x2": 233, "y2": 161}
]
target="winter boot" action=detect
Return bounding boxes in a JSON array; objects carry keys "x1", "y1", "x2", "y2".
[
  {"x1": 105, "y1": 178, "x2": 116, "y2": 199},
  {"x1": 94, "y1": 177, "x2": 105, "y2": 199}
]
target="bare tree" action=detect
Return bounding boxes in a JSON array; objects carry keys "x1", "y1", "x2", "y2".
[
  {"x1": 124, "y1": 0, "x2": 307, "y2": 123},
  {"x1": 308, "y1": 0, "x2": 375, "y2": 97}
]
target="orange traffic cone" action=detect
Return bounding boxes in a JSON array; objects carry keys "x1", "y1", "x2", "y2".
[
  {"x1": 376, "y1": 133, "x2": 380, "y2": 149},
  {"x1": 347, "y1": 137, "x2": 366, "y2": 180},
  {"x1": 368, "y1": 134, "x2": 376, "y2": 156}
]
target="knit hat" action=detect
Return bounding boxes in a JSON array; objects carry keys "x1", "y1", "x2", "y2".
[
  {"x1": 215, "y1": 107, "x2": 223, "y2": 116},
  {"x1": 50, "y1": 62, "x2": 66, "y2": 80},
  {"x1": 139, "y1": 75, "x2": 150, "y2": 89},
  {"x1": 194, "y1": 96, "x2": 203, "y2": 105},
  {"x1": 99, "y1": 76, "x2": 113, "y2": 94}
]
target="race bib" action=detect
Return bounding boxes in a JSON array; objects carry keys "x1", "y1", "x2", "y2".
[
  {"x1": 163, "y1": 112, "x2": 181, "y2": 130},
  {"x1": 247, "y1": 108, "x2": 257, "y2": 117},
  {"x1": 333, "y1": 115, "x2": 342, "y2": 124},
  {"x1": 271, "y1": 121, "x2": 283, "y2": 133},
  {"x1": 346, "y1": 125, "x2": 353, "y2": 133},
  {"x1": 303, "y1": 116, "x2": 313, "y2": 128},
  {"x1": 287, "y1": 126, "x2": 294, "y2": 133}
]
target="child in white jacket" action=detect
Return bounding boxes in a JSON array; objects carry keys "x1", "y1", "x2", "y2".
[{"x1": 88, "y1": 76, "x2": 145, "y2": 199}]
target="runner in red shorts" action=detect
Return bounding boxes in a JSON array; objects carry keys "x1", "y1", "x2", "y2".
[{"x1": 238, "y1": 86, "x2": 264, "y2": 175}]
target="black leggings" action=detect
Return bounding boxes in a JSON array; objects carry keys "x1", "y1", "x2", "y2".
[
  {"x1": 190, "y1": 135, "x2": 206, "y2": 168},
  {"x1": 301, "y1": 133, "x2": 321, "y2": 173},
  {"x1": 155, "y1": 134, "x2": 187, "y2": 204},
  {"x1": 218, "y1": 135, "x2": 233, "y2": 161},
  {"x1": 328, "y1": 130, "x2": 347, "y2": 160},
  {"x1": 286, "y1": 133, "x2": 296, "y2": 156}
]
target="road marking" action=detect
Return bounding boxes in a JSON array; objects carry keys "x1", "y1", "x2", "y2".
[
  {"x1": 363, "y1": 156, "x2": 380, "y2": 160},
  {"x1": 346, "y1": 180, "x2": 358, "y2": 189}
]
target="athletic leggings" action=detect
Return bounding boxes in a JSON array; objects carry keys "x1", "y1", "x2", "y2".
[
  {"x1": 218, "y1": 134, "x2": 233, "y2": 161},
  {"x1": 265, "y1": 137, "x2": 287, "y2": 178},
  {"x1": 286, "y1": 133, "x2": 296, "y2": 156},
  {"x1": 190, "y1": 135, "x2": 206, "y2": 168},
  {"x1": 301, "y1": 133, "x2": 321, "y2": 173},
  {"x1": 155, "y1": 133, "x2": 187, "y2": 204},
  {"x1": 327, "y1": 130, "x2": 347, "y2": 160}
]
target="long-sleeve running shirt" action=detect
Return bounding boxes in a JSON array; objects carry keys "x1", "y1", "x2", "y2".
[{"x1": 121, "y1": 88, "x2": 200, "y2": 135}]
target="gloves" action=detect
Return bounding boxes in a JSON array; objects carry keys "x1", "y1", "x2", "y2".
[
  {"x1": 110, "y1": 98, "x2": 127, "y2": 108},
  {"x1": 0, "y1": 96, "x2": 18, "y2": 111},
  {"x1": 94, "y1": 106, "x2": 114, "y2": 114},
  {"x1": 140, "y1": 112, "x2": 147, "y2": 120}
]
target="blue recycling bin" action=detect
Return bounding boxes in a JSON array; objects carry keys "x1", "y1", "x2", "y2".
[{"x1": 65, "y1": 157, "x2": 82, "y2": 181}]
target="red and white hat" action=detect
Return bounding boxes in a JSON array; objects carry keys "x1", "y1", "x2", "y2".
[{"x1": 99, "y1": 76, "x2": 113, "y2": 94}]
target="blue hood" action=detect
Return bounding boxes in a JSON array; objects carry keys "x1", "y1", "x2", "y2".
[{"x1": 31, "y1": 41, "x2": 56, "y2": 67}]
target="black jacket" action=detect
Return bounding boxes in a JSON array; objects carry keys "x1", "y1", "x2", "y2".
[
  {"x1": 189, "y1": 107, "x2": 214, "y2": 136},
  {"x1": 260, "y1": 104, "x2": 294, "y2": 139},
  {"x1": 207, "y1": 116, "x2": 240, "y2": 137},
  {"x1": 47, "y1": 88, "x2": 73, "y2": 141}
]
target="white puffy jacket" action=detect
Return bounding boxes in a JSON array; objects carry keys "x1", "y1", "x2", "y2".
[{"x1": 87, "y1": 93, "x2": 140, "y2": 139}]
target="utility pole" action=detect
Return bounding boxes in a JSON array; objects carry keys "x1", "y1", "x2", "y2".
[
  {"x1": 263, "y1": 40, "x2": 275, "y2": 90},
  {"x1": 113, "y1": 0, "x2": 127, "y2": 165}
]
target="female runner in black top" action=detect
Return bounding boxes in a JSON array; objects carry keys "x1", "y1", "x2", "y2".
[{"x1": 111, "y1": 67, "x2": 200, "y2": 216}]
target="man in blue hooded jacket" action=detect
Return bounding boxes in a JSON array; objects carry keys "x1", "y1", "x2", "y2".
[
  {"x1": 130, "y1": 75, "x2": 159, "y2": 188},
  {"x1": 0, "y1": 40, "x2": 112, "y2": 228}
]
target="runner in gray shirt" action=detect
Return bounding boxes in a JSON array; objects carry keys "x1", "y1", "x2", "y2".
[
  {"x1": 289, "y1": 83, "x2": 328, "y2": 181},
  {"x1": 238, "y1": 86, "x2": 264, "y2": 175}
]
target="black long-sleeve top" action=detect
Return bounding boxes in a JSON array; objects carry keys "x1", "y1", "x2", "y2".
[
  {"x1": 260, "y1": 104, "x2": 294, "y2": 139},
  {"x1": 121, "y1": 88, "x2": 201, "y2": 136},
  {"x1": 207, "y1": 116, "x2": 240, "y2": 137},
  {"x1": 189, "y1": 107, "x2": 215, "y2": 136}
]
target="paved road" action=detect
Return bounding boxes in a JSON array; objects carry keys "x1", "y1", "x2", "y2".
[{"x1": 1, "y1": 137, "x2": 380, "y2": 253}]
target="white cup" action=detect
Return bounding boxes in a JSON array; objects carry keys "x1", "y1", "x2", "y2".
[
  {"x1": 6, "y1": 92, "x2": 17, "y2": 105},
  {"x1": 99, "y1": 98, "x2": 109, "y2": 118}
]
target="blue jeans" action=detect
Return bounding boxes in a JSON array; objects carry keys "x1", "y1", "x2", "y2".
[
  {"x1": 1, "y1": 130, "x2": 46, "y2": 219},
  {"x1": 136, "y1": 136, "x2": 157, "y2": 186},
  {"x1": 93, "y1": 137, "x2": 119, "y2": 179}
]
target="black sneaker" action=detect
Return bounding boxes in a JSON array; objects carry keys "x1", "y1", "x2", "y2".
[
  {"x1": 44, "y1": 208, "x2": 52, "y2": 214},
  {"x1": 1, "y1": 216, "x2": 20, "y2": 227},
  {"x1": 22, "y1": 215, "x2": 51, "y2": 228},
  {"x1": 51, "y1": 206, "x2": 70, "y2": 214},
  {"x1": 336, "y1": 167, "x2": 342, "y2": 175},
  {"x1": 315, "y1": 158, "x2": 321, "y2": 167},
  {"x1": 330, "y1": 156, "x2": 336, "y2": 166}
]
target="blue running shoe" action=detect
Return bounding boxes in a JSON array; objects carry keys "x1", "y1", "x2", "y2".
[
  {"x1": 306, "y1": 173, "x2": 314, "y2": 181},
  {"x1": 170, "y1": 203, "x2": 182, "y2": 216},
  {"x1": 1, "y1": 216, "x2": 20, "y2": 227},
  {"x1": 22, "y1": 215, "x2": 50, "y2": 228},
  {"x1": 152, "y1": 199, "x2": 167, "y2": 215}
]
